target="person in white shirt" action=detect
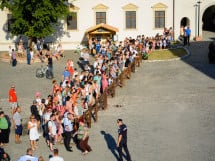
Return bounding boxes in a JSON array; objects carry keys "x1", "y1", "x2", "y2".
[{"x1": 49, "y1": 148, "x2": 64, "y2": 161}]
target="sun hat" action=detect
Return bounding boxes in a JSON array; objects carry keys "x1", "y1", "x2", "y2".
[{"x1": 35, "y1": 92, "x2": 41, "y2": 97}]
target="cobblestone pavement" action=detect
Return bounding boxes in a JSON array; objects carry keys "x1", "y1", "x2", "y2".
[{"x1": 1, "y1": 39, "x2": 215, "y2": 161}]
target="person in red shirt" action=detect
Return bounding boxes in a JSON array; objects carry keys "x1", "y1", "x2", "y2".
[{"x1": 8, "y1": 85, "x2": 18, "y2": 115}]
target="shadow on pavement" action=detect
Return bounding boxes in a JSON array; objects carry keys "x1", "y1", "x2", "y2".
[
  {"x1": 101, "y1": 130, "x2": 120, "y2": 161},
  {"x1": 183, "y1": 40, "x2": 215, "y2": 79}
]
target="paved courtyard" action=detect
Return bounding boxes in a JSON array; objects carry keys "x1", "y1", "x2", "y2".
[{"x1": 0, "y1": 36, "x2": 215, "y2": 161}]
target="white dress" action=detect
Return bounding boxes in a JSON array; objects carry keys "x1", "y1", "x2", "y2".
[{"x1": 28, "y1": 121, "x2": 39, "y2": 141}]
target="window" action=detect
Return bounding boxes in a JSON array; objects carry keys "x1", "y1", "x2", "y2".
[
  {"x1": 126, "y1": 11, "x2": 136, "y2": 29},
  {"x1": 7, "y1": 13, "x2": 12, "y2": 32},
  {"x1": 96, "y1": 12, "x2": 106, "y2": 24},
  {"x1": 155, "y1": 11, "x2": 165, "y2": 28},
  {"x1": 67, "y1": 12, "x2": 77, "y2": 30}
]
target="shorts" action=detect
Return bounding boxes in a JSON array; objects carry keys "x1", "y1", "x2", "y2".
[
  {"x1": 15, "y1": 125, "x2": 23, "y2": 135},
  {"x1": 48, "y1": 134, "x2": 55, "y2": 144},
  {"x1": 10, "y1": 102, "x2": 18, "y2": 109}
]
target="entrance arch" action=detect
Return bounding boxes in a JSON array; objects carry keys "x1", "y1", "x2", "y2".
[
  {"x1": 202, "y1": 5, "x2": 215, "y2": 32},
  {"x1": 180, "y1": 17, "x2": 190, "y2": 27}
]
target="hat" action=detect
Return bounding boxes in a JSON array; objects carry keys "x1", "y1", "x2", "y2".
[{"x1": 35, "y1": 92, "x2": 41, "y2": 97}]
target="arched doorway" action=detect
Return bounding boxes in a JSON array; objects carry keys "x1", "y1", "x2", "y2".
[
  {"x1": 180, "y1": 17, "x2": 190, "y2": 27},
  {"x1": 202, "y1": 5, "x2": 215, "y2": 32},
  {"x1": 180, "y1": 17, "x2": 190, "y2": 36}
]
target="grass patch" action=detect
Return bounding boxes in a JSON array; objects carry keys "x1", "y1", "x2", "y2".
[{"x1": 147, "y1": 48, "x2": 187, "y2": 60}]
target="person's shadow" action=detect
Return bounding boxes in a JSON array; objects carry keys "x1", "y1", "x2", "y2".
[{"x1": 101, "y1": 130, "x2": 123, "y2": 161}]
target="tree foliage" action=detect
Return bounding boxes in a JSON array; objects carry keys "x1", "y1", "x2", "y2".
[{"x1": 0, "y1": 0, "x2": 69, "y2": 39}]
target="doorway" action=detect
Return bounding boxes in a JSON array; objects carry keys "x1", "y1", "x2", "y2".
[{"x1": 202, "y1": 5, "x2": 215, "y2": 32}]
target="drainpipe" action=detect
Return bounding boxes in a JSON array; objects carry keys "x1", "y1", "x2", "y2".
[
  {"x1": 197, "y1": 1, "x2": 202, "y2": 37},
  {"x1": 173, "y1": 0, "x2": 175, "y2": 40}
]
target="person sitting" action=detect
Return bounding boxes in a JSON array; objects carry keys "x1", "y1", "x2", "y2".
[
  {"x1": 56, "y1": 43, "x2": 64, "y2": 57},
  {"x1": 17, "y1": 40, "x2": 25, "y2": 57}
]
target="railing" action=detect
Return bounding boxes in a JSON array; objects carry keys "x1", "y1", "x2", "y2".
[{"x1": 81, "y1": 53, "x2": 142, "y2": 128}]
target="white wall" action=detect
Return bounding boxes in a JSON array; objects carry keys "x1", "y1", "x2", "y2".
[{"x1": 0, "y1": 0, "x2": 214, "y2": 51}]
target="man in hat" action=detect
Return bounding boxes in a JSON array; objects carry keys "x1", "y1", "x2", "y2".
[{"x1": 117, "y1": 119, "x2": 132, "y2": 161}]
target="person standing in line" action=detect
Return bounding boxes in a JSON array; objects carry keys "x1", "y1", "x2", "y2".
[
  {"x1": 48, "y1": 113, "x2": 57, "y2": 151},
  {"x1": 12, "y1": 106, "x2": 22, "y2": 144},
  {"x1": 63, "y1": 113, "x2": 73, "y2": 152},
  {"x1": 48, "y1": 52, "x2": 54, "y2": 78},
  {"x1": 49, "y1": 148, "x2": 64, "y2": 161},
  {"x1": 117, "y1": 119, "x2": 132, "y2": 161},
  {"x1": 26, "y1": 47, "x2": 31, "y2": 65},
  {"x1": 8, "y1": 84, "x2": 18, "y2": 115},
  {"x1": 27, "y1": 115, "x2": 39, "y2": 151}
]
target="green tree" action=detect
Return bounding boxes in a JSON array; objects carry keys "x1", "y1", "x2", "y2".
[{"x1": 0, "y1": 0, "x2": 70, "y2": 47}]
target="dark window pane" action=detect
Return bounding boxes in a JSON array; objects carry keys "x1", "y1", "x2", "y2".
[
  {"x1": 96, "y1": 12, "x2": 106, "y2": 24},
  {"x1": 67, "y1": 12, "x2": 77, "y2": 30},
  {"x1": 155, "y1": 11, "x2": 165, "y2": 28},
  {"x1": 126, "y1": 11, "x2": 136, "y2": 29},
  {"x1": 7, "y1": 14, "x2": 12, "y2": 32}
]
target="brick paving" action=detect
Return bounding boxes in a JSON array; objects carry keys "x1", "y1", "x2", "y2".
[{"x1": 0, "y1": 38, "x2": 215, "y2": 161}]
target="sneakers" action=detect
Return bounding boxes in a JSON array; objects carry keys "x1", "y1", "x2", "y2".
[{"x1": 82, "y1": 151, "x2": 88, "y2": 155}]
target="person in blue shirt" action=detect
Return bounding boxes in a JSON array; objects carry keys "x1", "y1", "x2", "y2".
[
  {"x1": 184, "y1": 26, "x2": 191, "y2": 46},
  {"x1": 18, "y1": 148, "x2": 38, "y2": 161},
  {"x1": 62, "y1": 67, "x2": 70, "y2": 82},
  {"x1": 117, "y1": 119, "x2": 132, "y2": 161},
  {"x1": 95, "y1": 41, "x2": 101, "y2": 54}
]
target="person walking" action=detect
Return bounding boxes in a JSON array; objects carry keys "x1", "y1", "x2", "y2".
[
  {"x1": 117, "y1": 119, "x2": 132, "y2": 161},
  {"x1": 8, "y1": 84, "x2": 18, "y2": 115},
  {"x1": 49, "y1": 148, "x2": 64, "y2": 161},
  {"x1": 73, "y1": 120, "x2": 92, "y2": 155},
  {"x1": 12, "y1": 106, "x2": 23, "y2": 144}
]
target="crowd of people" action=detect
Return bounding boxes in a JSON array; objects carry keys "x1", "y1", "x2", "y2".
[
  {"x1": 8, "y1": 38, "x2": 65, "y2": 67},
  {"x1": 1, "y1": 29, "x2": 175, "y2": 160}
]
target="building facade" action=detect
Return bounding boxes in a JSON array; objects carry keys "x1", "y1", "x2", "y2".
[{"x1": 0, "y1": 0, "x2": 214, "y2": 51}]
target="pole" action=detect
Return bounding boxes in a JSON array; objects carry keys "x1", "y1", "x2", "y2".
[
  {"x1": 173, "y1": 0, "x2": 175, "y2": 40},
  {"x1": 197, "y1": 1, "x2": 201, "y2": 37},
  {"x1": 194, "y1": 4, "x2": 198, "y2": 37}
]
